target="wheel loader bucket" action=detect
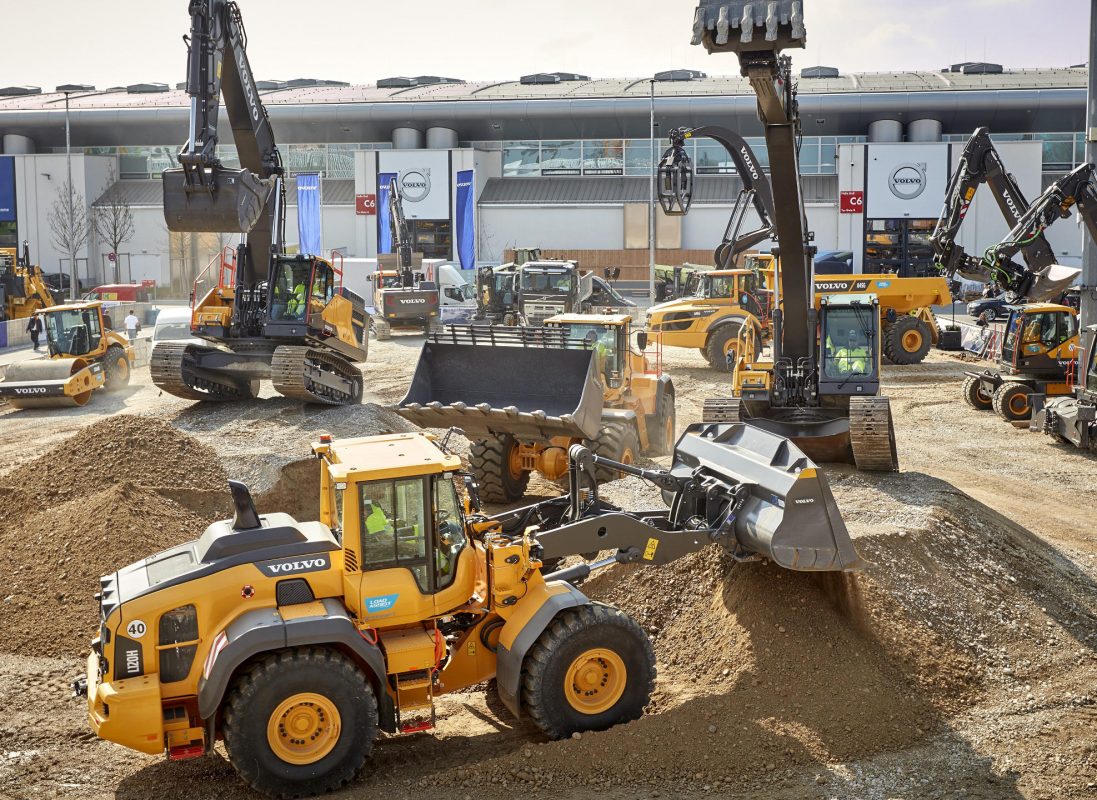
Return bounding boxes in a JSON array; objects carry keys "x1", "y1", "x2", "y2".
[
  {"x1": 672, "y1": 422, "x2": 864, "y2": 571},
  {"x1": 398, "y1": 329, "x2": 604, "y2": 441},
  {"x1": 0, "y1": 357, "x2": 103, "y2": 409},
  {"x1": 162, "y1": 167, "x2": 272, "y2": 233}
]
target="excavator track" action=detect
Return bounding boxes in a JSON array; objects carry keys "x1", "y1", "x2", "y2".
[
  {"x1": 849, "y1": 396, "x2": 899, "y2": 472},
  {"x1": 701, "y1": 397, "x2": 742, "y2": 424},
  {"x1": 270, "y1": 345, "x2": 363, "y2": 406},
  {"x1": 150, "y1": 342, "x2": 257, "y2": 402}
]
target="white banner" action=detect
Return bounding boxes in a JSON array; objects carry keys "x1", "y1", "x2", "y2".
[
  {"x1": 866, "y1": 143, "x2": 949, "y2": 219},
  {"x1": 377, "y1": 151, "x2": 451, "y2": 220}
]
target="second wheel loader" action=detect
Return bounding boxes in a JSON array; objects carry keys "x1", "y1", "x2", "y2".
[
  {"x1": 78, "y1": 423, "x2": 862, "y2": 797},
  {"x1": 397, "y1": 314, "x2": 676, "y2": 502}
]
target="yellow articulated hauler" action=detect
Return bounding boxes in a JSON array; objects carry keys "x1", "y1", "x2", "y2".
[{"x1": 77, "y1": 425, "x2": 862, "y2": 797}]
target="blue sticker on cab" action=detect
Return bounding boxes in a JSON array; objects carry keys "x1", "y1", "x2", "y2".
[
  {"x1": 874, "y1": 281, "x2": 891, "y2": 289},
  {"x1": 365, "y1": 594, "x2": 399, "y2": 614}
]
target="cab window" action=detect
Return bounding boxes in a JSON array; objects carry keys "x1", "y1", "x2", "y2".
[
  {"x1": 270, "y1": 259, "x2": 312, "y2": 321},
  {"x1": 433, "y1": 476, "x2": 466, "y2": 590},
  {"x1": 311, "y1": 262, "x2": 334, "y2": 305},
  {"x1": 1017, "y1": 312, "x2": 1066, "y2": 352},
  {"x1": 823, "y1": 308, "x2": 876, "y2": 380},
  {"x1": 359, "y1": 477, "x2": 429, "y2": 591}
]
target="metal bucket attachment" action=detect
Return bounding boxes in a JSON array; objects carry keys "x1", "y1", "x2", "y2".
[
  {"x1": 1027, "y1": 264, "x2": 1082, "y2": 303},
  {"x1": 398, "y1": 335, "x2": 604, "y2": 441},
  {"x1": 671, "y1": 422, "x2": 863, "y2": 571},
  {"x1": 0, "y1": 357, "x2": 100, "y2": 409},
  {"x1": 162, "y1": 167, "x2": 272, "y2": 233},
  {"x1": 691, "y1": 1, "x2": 807, "y2": 54}
]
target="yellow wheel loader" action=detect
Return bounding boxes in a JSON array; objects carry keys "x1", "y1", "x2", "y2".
[
  {"x1": 397, "y1": 314, "x2": 676, "y2": 503},
  {"x1": 0, "y1": 242, "x2": 60, "y2": 322},
  {"x1": 0, "y1": 302, "x2": 134, "y2": 409},
  {"x1": 76, "y1": 423, "x2": 862, "y2": 797}
]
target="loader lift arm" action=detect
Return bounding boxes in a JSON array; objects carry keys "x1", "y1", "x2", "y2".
[{"x1": 930, "y1": 127, "x2": 1063, "y2": 301}]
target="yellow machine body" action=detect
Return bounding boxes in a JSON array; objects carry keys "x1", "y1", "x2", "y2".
[{"x1": 0, "y1": 246, "x2": 57, "y2": 320}]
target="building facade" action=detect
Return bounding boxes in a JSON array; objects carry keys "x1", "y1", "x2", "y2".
[{"x1": 0, "y1": 66, "x2": 1086, "y2": 291}]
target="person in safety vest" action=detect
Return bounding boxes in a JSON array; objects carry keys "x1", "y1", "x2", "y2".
[
  {"x1": 285, "y1": 281, "x2": 307, "y2": 320},
  {"x1": 361, "y1": 498, "x2": 395, "y2": 562},
  {"x1": 833, "y1": 330, "x2": 869, "y2": 376}
]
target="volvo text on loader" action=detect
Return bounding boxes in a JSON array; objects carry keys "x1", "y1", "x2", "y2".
[
  {"x1": 152, "y1": 0, "x2": 368, "y2": 405},
  {"x1": 397, "y1": 314, "x2": 676, "y2": 502},
  {"x1": 0, "y1": 301, "x2": 133, "y2": 408},
  {"x1": 77, "y1": 423, "x2": 862, "y2": 797},
  {"x1": 659, "y1": 0, "x2": 898, "y2": 471}
]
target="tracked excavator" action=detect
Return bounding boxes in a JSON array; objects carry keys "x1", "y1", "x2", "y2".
[
  {"x1": 931, "y1": 127, "x2": 1081, "y2": 303},
  {"x1": 152, "y1": 0, "x2": 368, "y2": 404},
  {"x1": 78, "y1": 423, "x2": 862, "y2": 797},
  {"x1": 659, "y1": 0, "x2": 898, "y2": 471}
]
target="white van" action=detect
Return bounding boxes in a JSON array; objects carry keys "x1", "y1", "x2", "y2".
[{"x1": 152, "y1": 306, "x2": 202, "y2": 345}]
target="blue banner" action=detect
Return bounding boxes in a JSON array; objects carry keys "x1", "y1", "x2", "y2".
[
  {"x1": 0, "y1": 157, "x2": 15, "y2": 223},
  {"x1": 296, "y1": 173, "x2": 322, "y2": 256},
  {"x1": 377, "y1": 172, "x2": 397, "y2": 254},
  {"x1": 456, "y1": 169, "x2": 475, "y2": 269}
]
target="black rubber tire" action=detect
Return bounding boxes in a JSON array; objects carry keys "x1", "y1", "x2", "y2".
[
  {"x1": 222, "y1": 647, "x2": 378, "y2": 799},
  {"x1": 704, "y1": 324, "x2": 743, "y2": 371},
  {"x1": 992, "y1": 382, "x2": 1032, "y2": 421},
  {"x1": 102, "y1": 345, "x2": 131, "y2": 390},
  {"x1": 469, "y1": 435, "x2": 530, "y2": 504},
  {"x1": 981, "y1": 307, "x2": 997, "y2": 323},
  {"x1": 649, "y1": 390, "x2": 677, "y2": 456},
  {"x1": 591, "y1": 422, "x2": 640, "y2": 483},
  {"x1": 961, "y1": 375, "x2": 994, "y2": 411},
  {"x1": 882, "y1": 316, "x2": 932, "y2": 365},
  {"x1": 521, "y1": 603, "x2": 655, "y2": 740}
]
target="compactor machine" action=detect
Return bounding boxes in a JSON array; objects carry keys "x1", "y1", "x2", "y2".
[
  {"x1": 398, "y1": 315, "x2": 675, "y2": 502},
  {"x1": 0, "y1": 302, "x2": 133, "y2": 408},
  {"x1": 659, "y1": 0, "x2": 898, "y2": 471},
  {"x1": 78, "y1": 424, "x2": 862, "y2": 797},
  {"x1": 152, "y1": 0, "x2": 367, "y2": 404}
]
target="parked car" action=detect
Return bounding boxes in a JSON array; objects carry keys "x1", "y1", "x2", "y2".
[
  {"x1": 42, "y1": 272, "x2": 86, "y2": 296},
  {"x1": 814, "y1": 250, "x2": 854, "y2": 274},
  {"x1": 967, "y1": 295, "x2": 1010, "y2": 323}
]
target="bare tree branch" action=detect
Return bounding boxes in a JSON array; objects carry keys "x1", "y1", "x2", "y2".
[
  {"x1": 92, "y1": 165, "x2": 135, "y2": 283},
  {"x1": 48, "y1": 178, "x2": 90, "y2": 299}
]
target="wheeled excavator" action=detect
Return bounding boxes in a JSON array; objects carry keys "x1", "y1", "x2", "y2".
[
  {"x1": 369, "y1": 177, "x2": 440, "y2": 339},
  {"x1": 659, "y1": 0, "x2": 898, "y2": 471},
  {"x1": 931, "y1": 127, "x2": 1081, "y2": 303},
  {"x1": 78, "y1": 423, "x2": 862, "y2": 797},
  {"x1": 152, "y1": 0, "x2": 368, "y2": 404}
]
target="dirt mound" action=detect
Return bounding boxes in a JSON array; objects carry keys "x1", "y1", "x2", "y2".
[
  {"x1": 0, "y1": 482, "x2": 208, "y2": 658},
  {"x1": 0, "y1": 415, "x2": 227, "y2": 508}
]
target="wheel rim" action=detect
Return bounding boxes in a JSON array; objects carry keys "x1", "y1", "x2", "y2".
[
  {"x1": 1008, "y1": 393, "x2": 1029, "y2": 416},
  {"x1": 901, "y1": 329, "x2": 923, "y2": 353},
  {"x1": 266, "y1": 693, "x2": 341, "y2": 766},
  {"x1": 722, "y1": 338, "x2": 737, "y2": 357},
  {"x1": 116, "y1": 357, "x2": 129, "y2": 381},
  {"x1": 506, "y1": 441, "x2": 525, "y2": 481},
  {"x1": 977, "y1": 386, "x2": 992, "y2": 404},
  {"x1": 619, "y1": 447, "x2": 635, "y2": 466},
  {"x1": 564, "y1": 648, "x2": 627, "y2": 714}
]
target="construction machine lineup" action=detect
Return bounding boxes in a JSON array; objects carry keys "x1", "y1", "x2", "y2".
[{"x1": 0, "y1": 0, "x2": 1076, "y2": 796}]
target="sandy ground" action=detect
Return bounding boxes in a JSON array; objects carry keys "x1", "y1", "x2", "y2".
[{"x1": 0, "y1": 333, "x2": 1094, "y2": 800}]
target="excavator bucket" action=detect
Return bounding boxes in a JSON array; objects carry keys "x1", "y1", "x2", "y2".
[
  {"x1": 398, "y1": 328, "x2": 604, "y2": 441},
  {"x1": 672, "y1": 422, "x2": 863, "y2": 571},
  {"x1": 1027, "y1": 264, "x2": 1081, "y2": 303},
  {"x1": 0, "y1": 357, "x2": 103, "y2": 409},
  {"x1": 691, "y1": 1, "x2": 807, "y2": 54},
  {"x1": 162, "y1": 167, "x2": 271, "y2": 233}
]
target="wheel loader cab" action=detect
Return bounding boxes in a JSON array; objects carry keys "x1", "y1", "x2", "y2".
[{"x1": 544, "y1": 314, "x2": 638, "y2": 390}]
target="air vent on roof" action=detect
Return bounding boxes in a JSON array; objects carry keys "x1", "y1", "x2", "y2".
[
  {"x1": 285, "y1": 78, "x2": 349, "y2": 88},
  {"x1": 378, "y1": 76, "x2": 416, "y2": 89},
  {"x1": 960, "y1": 62, "x2": 1003, "y2": 75},
  {"x1": 127, "y1": 83, "x2": 169, "y2": 94},
  {"x1": 55, "y1": 83, "x2": 95, "y2": 93},
  {"x1": 1070, "y1": 63, "x2": 1087, "y2": 69},
  {"x1": 948, "y1": 62, "x2": 973, "y2": 73},
  {"x1": 0, "y1": 86, "x2": 42, "y2": 96},
  {"x1": 654, "y1": 69, "x2": 707, "y2": 82},
  {"x1": 801, "y1": 66, "x2": 839, "y2": 79},
  {"x1": 256, "y1": 80, "x2": 287, "y2": 90},
  {"x1": 521, "y1": 73, "x2": 560, "y2": 85},
  {"x1": 414, "y1": 75, "x2": 464, "y2": 85}
]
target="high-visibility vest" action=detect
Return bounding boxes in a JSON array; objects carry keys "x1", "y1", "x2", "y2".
[
  {"x1": 834, "y1": 347, "x2": 869, "y2": 375},
  {"x1": 364, "y1": 504, "x2": 390, "y2": 535},
  {"x1": 287, "y1": 283, "x2": 306, "y2": 314}
]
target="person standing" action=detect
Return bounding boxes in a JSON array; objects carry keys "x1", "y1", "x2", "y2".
[
  {"x1": 124, "y1": 309, "x2": 141, "y2": 342},
  {"x1": 26, "y1": 314, "x2": 43, "y2": 351}
]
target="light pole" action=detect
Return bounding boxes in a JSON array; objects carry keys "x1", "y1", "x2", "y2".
[
  {"x1": 649, "y1": 79, "x2": 656, "y2": 305},
  {"x1": 56, "y1": 84, "x2": 92, "y2": 299},
  {"x1": 1081, "y1": 2, "x2": 1097, "y2": 364}
]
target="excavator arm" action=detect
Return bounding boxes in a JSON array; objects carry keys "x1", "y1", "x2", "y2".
[
  {"x1": 931, "y1": 127, "x2": 1062, "y2": 300},
  {"x1": 163, "y1": 0, "x2": 286, "y2": 288},
  {"x1": 387, "y1": 177, "x2": 416, "y2": 286}
]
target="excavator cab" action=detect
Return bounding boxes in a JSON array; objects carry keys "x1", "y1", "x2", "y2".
[
  {"x1": 1000, "y1": 304, "x2": 1078, "y2": 375},
  {"x1": 818, "y1": 295, "x2": 881, "y2": 396}
]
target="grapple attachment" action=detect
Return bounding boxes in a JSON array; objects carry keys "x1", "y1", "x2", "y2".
[
  {"x1": 691, "y1": 1, "x2": 807, "y2": 53},
  {"x1": 671, "y1": 422, "x2": 862, "y2": 571},
  {"x1": 162, "y1": 167, "x2": 271, "y2": 233},
  {"x1": 398, "y1": 328, "x2": 604, "y2": 442}
]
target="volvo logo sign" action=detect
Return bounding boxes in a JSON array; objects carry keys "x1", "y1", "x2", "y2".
[
  {"x1": 888, "y1": 163, "x2": 927, "y2": 200},
  {"x1": 400, "y1": 169, "x2": 431, "y2": 202}
]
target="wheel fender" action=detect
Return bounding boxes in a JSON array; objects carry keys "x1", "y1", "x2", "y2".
[
  {"x1": 705, "y1": 314, "x2": 751, "y2": 341},
  {"x1": 197, "y1": 599, "x2": 394, "y2": 731},
  {"x1": 653, "y1": 375, "x2": 675, "y2": 409},
  {"x1": 495, "y1": 584, "x2": 589, "y2": 720}
]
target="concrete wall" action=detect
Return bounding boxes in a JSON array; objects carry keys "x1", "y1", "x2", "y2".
[{"x1": 479, "y1": 206, "x2": 624, "y2": 260}]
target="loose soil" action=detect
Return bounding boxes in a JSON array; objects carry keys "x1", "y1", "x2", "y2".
[{"x1": 0, "y1": 343, "x2": 1093, "y2": 799}]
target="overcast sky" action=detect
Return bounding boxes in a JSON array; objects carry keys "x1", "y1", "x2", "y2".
[{"x1": 4, "y1": 0, "x2": 1091, "y2": 89}]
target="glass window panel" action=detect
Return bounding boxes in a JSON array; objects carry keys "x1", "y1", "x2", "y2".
[
  {"x1": 503, "y1": 145, "x2": 540, "y2": 176},
  {"x1": 583, "y1": 139, "x2": 624, "y2": 174},
  {"x1": 624, "y1": 145, "x2": 655, "y2": 176},
  {"x1": 540, "y1": 140, "x2": 581, "y2": 174}
]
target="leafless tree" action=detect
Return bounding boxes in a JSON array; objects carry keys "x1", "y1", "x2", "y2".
[
  {"x1": 92, "y1": 166, "x2": 135, "y2": 283},
  {"x1": 48, "y1": 178, "x2": 90, "y2": 300}
]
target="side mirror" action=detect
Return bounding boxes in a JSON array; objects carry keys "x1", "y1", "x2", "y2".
[
  {"x1": 636, "y1": 331, "x2": 648, "y2": 350},
  {"x1": 463, "y1": 475, "x2": 482, "y2": 513}
]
